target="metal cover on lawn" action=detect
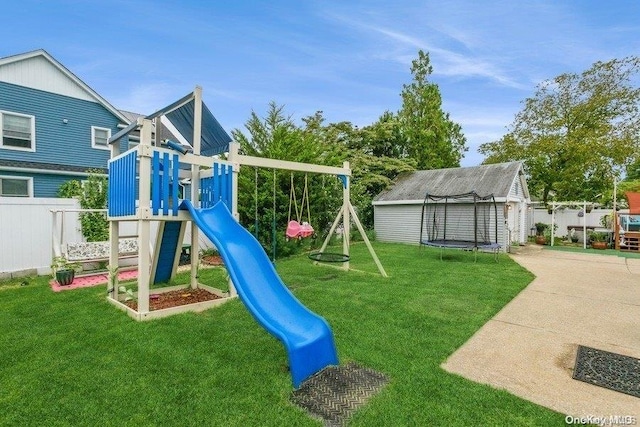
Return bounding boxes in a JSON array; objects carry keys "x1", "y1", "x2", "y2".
[
  {"x1": 291, "y1": 362, "x2": 389, "y2": 426},
  {"x1": 573, "y1": 345, "x2": 640, "y2": 398}
]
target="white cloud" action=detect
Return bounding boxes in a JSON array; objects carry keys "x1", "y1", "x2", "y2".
[
  {"x1": 111, "y1": 82, "x2": 187, "y2": 115},
  {"x1": 322, "y1": 10, "x2": 528, "y2": 90}
]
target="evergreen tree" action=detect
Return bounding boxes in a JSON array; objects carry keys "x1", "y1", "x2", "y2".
[{"x1": 398, "y1": 50, "x2": 467, "y2": 169}]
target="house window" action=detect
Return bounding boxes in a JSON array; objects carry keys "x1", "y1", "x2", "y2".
[
  {"x1": 128, "y1": 135, "x2": 140, "y2": 150},
  {"x1": 1, "y1": 111, "x2": 35, "y2": 151},
  {"x1": 0, "y1": 176, "x2": 32, "y2": 197},
  {"x1": 92, "y1": 126, "x2": 111, "y2": 150}
]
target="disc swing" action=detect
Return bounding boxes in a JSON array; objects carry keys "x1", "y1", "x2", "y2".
[
  {"x1": 308, "y1": 251, "x2": 350, "y2": 263},
  {"x1": 285, "y1": 173, "x2": 314, "y2": 240}
]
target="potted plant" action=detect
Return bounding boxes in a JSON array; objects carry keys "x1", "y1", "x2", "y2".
[
  {"x1": 534, "y1": 222, "x2": 548, "y2": 245},
  {"x1": 588, "y1": 231, "x2": 608, "y2": 250},
  {"x1": 51, "y1": 256, "x2": 81, "y2": 286}
]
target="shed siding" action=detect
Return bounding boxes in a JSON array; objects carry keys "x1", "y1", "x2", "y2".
[
  {"x1": 423, "y1": 203, "x2": 490, "y2": 243},
  {"x1": 508, "y1": 174, "x2": 527, "y2": 200},
  {"x1": 0, "y1": 82, "x2": 128, "y2": 168},
  {"x1": 509, "y1": 176, "x2": 519, "y2": 198},
  {"x1": 374, "y1": 204, "x2": 423, "y2": 245}
]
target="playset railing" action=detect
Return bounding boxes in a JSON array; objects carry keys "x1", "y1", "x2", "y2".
[
  {"x1": 200, "y1": 162, "x2": 233, "y2": 209},
  {"x1": 108, "y1": 145, "x2": 233, "y2": 218},
  {"x1": 108, "y1": 150, "x2": 137, "y2": 217}
]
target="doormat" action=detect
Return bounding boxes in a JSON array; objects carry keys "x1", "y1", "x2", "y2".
[
  {"x1": 573, "y1": 345, "x2": 640, "y2": 398},
  {"x1": 291, "y1": 362, "x2": 389, "y2": 426}
]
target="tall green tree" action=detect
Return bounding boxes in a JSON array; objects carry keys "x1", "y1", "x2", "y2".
[
  {"x1": 231, "y1": 104, "x2": 344, "y2": 257},
  {"x1": 480, "y1": 56, "x2": 640, "y2": 204},
  {"x1": 349, "y1": 152, "x2": 415, "y2": 227},
  {"x1": 358, "y1": 111, "x2": 405, "y2": 158},
  {"x1": 231, "y1": 104, "x2": 417, "y2": 244},
  {"x1": 297, "y1": 112, "x2": 416, "y2": 228},
  {"x1": 398, "y1": 50, "x2": 467, "y2": 169}
]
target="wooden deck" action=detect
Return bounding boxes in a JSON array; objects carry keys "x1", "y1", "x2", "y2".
[{"x1": 620, "y1": 231, "x2": 640, "y2": 252}]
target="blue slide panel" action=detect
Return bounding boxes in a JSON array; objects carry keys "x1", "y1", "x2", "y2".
[
  {"x1": 180, "y1": 200, "x2": 338, "y2": 387},
  {"x1": 153, "y1": 221, "x2": 183, "y2": 284}
]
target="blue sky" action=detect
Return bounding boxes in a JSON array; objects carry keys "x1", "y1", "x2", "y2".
[{"x1": 2, "y1": 0, "x2": 639, "y2": 166}]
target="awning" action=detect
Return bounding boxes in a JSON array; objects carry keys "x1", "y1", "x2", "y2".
[
  {"x1": 165, "y1": 100, "x2": 231, "y2": 156},
  {"x1": 625, "y1": 192, "x2": 640, "y2": 214}
]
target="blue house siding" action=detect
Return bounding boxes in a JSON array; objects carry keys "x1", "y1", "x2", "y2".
[
  {"x1": 34, "y1": 173, "x2": 78, "y2": 198},
  {"x1": 0, "y1": 82, "x2": 129, "y2": 169},
  {"x1": 0, "y1": 169, "x2": 91, "y2": 197}
]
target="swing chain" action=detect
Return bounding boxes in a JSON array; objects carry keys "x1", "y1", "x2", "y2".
[{"x1": 288, "y1": 173, "x2": 301, "y2": 223}]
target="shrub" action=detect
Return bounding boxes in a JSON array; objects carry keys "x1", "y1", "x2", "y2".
[{"x1": 57, "y1": 170, "x2": 108, "y2": 242}]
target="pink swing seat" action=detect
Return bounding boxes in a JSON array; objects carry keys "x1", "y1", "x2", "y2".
[{"x1": 286, "y1": 220, "x2": 315, "y2": 239}]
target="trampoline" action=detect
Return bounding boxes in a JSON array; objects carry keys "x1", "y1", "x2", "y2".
[{"x1": 419, "y1": 191, "x2": 501, "y2": 261}]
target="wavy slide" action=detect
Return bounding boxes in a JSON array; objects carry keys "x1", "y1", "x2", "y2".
[{"x1": 180, "y1": 200, "x2": 338, "y2": 388}]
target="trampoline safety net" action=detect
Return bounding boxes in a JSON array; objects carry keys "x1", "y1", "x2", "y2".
[{"x1": 419, "y1": 191, "x2": 499, "y2": 251}]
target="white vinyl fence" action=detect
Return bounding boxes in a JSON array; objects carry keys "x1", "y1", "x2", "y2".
[
  {"x1": 0, "y1": 197, "x2": 80, "y2": 277},
  {"x1": 531, "y1": 207, "x2": 613, "y2": 241},
  {"x1": 0, "y1": 197, "x2": 216, "y2": 278}
]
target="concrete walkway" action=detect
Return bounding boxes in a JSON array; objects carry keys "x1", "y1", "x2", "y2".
[{"x1": 442, "y1": 245, "x2": 640, "y2": 419}]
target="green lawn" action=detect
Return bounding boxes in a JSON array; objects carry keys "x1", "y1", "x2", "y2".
[{"x1": 0, "y1": 243, "x2": 565, "y2": 426}]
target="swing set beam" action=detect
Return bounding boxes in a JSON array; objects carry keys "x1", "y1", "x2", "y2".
[
  {"x1": 234, "y1": 153, "x2": 350, "y2": 177},
  {"x1": 227, "y1": 143, "x2": 387, "y2": 278}
]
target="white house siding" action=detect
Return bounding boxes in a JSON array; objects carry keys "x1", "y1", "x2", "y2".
[
  {"x1": 374, "y1": 202, "x2": 508, "y2": 251},
  {"x1": 0, "y1": 55, "x2": 95, "y2": 102}
]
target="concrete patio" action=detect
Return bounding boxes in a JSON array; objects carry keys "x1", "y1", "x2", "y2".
[{"x1": 442, "y1": 245, "x2": 640, "y2": 419}]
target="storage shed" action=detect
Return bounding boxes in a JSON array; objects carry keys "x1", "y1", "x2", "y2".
[{"x1": 373, "y1": 162, "x2": 530, "y2": 252}]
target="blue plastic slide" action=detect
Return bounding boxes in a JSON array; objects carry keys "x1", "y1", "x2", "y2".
[{"x1": 180, "y1": 200, "x2": 338, "y2": 387}]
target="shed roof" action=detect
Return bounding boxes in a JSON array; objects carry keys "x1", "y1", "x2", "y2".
[{"x1": 374, "y1": 161, "x2": 524, "y2": 203}]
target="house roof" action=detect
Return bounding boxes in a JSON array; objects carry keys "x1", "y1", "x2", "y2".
[
  {"x1": 2, "y1": 50, "x2": 231, "y2": 156},
  {"x1": 0, "y1": 159, "x2": 106, "y2": 175},
  {"x1": 0, "y1": 49, "x2": 130, "y2": 124},
  {"x1": 374, "y1": 161, "x2": 525, "y2": 203}
]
